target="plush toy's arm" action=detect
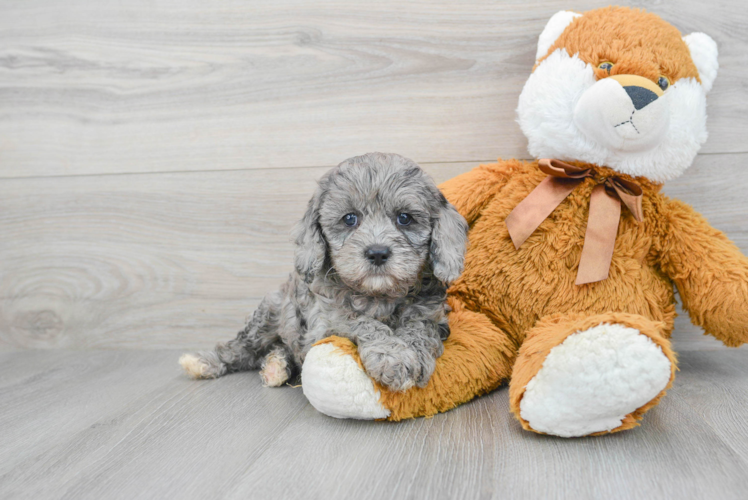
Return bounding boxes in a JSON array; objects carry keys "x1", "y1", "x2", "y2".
[
  {"x1": 301, "y1": 296, "x2": 517, "y2": 421},
  {"x1": 658, "y1": 198, "x2": 748, "y2": 347},
  {"x1": 438, "y1": 161, "x2": 517, "y2": 225}
]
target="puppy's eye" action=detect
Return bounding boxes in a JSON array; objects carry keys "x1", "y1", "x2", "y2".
[
  {"x1": 658, "y1": 76, "x2": 670, "y2": 91},
  {"x1": 598, "y1": 62, "x2": 613, "y2": 73},
  {"x1": 342, "y1": 213, "x2": 358, "y2": 227},
  {"x1": 397, "y1": 213, "x2": 412, "y2": 226}
]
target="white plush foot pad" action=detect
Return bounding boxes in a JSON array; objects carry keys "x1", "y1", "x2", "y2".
[
  {"x1": 519, "y1": 323, "x2": 672, "y2": 437},
  {"x1": 302, "y1": 343, "x2": 391, "y2": 420}
]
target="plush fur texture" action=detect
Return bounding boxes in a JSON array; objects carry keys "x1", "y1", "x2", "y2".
[
  {"x1": 300, "y1": 7, "x2": 748, "y2": 437},
  {"x1": 303, "y1": 296, "x2": 516, "y2": 421},
  {"x1": 517, "y1": 319, "x2": 673, "y2": 437},
  {"x1": 304, "y1": 159, "x2": 748, "y2": 427},
  {"x1": 535, "y1": 10, "x2": 581, "y2": 62},
  {"x1": 180, "y1": 152, "x2": 468, "y2": 392},
  {"x1": 519, "y1": 6, "x2": 714, "y2": 182},
  {"x1": 683, "y1": 33, "x2": 719, "y2": 93},
  {"x1": 302, "y1": 341, "x2": 391, "y2": 419}
]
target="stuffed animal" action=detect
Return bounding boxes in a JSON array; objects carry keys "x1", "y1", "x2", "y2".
[{"x1": 299, "y1": 6, "x2": 746, "y2": 437}]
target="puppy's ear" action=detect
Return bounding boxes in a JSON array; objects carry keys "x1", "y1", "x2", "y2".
[
  {"x1": 293, "y1": 185, "x2": 327, "y2": 284},
  {"x1": 430, "y1": 194, "x2": 469, "y2": 285}
]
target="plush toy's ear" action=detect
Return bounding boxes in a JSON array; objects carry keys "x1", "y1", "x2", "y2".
[
  {"x1": 683, "y1": 32, "x2": 719, "y2": 93},
  {"x1": 293, "y1": 183, "x2": 327, "y2": 284},
  {"x1": 535, "y1": 10, "x2": 582, "y2": 62}
]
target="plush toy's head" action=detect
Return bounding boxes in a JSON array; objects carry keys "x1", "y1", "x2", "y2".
[{"x1": 517, "y1": 7, "x2": 718, "y2": 182}]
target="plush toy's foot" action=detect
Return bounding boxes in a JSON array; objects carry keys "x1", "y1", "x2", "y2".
[
  {"x1": 510, "y1": 312, "x2": 677, "y2": 437},
  {"x1": 302, "y1": 298, "x2": 517, "y2": 421},
  {"x1": 302, "y1": 338, "x2": 391, "y2": 419}
]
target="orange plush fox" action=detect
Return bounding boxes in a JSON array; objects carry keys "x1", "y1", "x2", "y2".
[{"x1": 300, "y1": 7, "x2": 745, "y2": 437}]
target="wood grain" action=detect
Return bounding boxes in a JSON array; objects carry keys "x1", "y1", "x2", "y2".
[
  {"x1": 0, "y1": 351, "x2": 309, "y2": 499},
  {"x1": 675, "y1": 351, "x2": 748, "y2": 463},
  {"x1": 1, "y1": 0, "x2": 747, "y2": 351},
  {"x1": 0, "y1": 162, "x2": 474, "y2": 350},
  {"x1": 0, "y1": 0, "x2": 746, "y2": 178},
  {"x1": 229, "y1": 371, "x2": 748, "y2": 500},
  {"x1": 1, "y1": 350, "x2": 748, "y2": 500},
  {"x1": 2, "y1": 155, "x2": 747, "y2": 350}
]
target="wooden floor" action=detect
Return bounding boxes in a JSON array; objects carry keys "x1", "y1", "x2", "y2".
[
  {"x1": 3, "y1": 0, "x2": 748, "y2": 498},
  {"x1": 1, "y1": 349, "x2": 748, "y2": 500}
]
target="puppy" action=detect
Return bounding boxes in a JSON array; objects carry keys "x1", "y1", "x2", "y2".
[{"x1": 180, "y1": 152, "x2": 468, "y2": 391}]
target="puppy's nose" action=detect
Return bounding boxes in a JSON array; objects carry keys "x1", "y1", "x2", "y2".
[{"x1": 365, "y1": 245, "x2": 391, "y2": 266}]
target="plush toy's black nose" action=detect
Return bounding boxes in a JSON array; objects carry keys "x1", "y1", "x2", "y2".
[
  {"x1": 365, "y1": 245, "x2": 391, "y2": 266},
  {"x1": 624, "y1": 86, "x2": 659, "y2": 110}
]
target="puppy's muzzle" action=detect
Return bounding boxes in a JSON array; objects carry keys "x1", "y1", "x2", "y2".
[{"x1": 365, "y1": 245, "x2": 391, "y2": 267}]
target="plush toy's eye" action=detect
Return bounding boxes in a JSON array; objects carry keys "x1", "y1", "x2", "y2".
[
  {"x1": 397, "y1": 213, "x2": 412, "y2": 226},
  {"x1": 598, "y1": 62, "x2": 614, "y2": 73},
  {"x1": 343, "y1": 213, "x2": 358, "y2": 227},
  {"x1": 658, "y1": 76, "x2": 670, "y2": 91}
]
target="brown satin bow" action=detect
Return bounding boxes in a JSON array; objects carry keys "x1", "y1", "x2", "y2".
[{"x1": 505, "y1": 159, "x2": 644, "y2": 285}]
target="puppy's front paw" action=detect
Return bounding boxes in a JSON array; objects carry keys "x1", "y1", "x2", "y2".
[{"x1": 359, "y1": 340, "x2": 435, "y2": 392}]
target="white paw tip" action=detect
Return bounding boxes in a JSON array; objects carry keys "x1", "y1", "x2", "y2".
[
  {"x1": 302, "y1": 343, "x2": 391, "y2": 420},
  {"x1": 260, "y1": 352, "x2": 290, "y2": 387},
  {"x1": 520, "y1": 324, "x2": 672, "y2": 437},
  {"x1": 179, "y1": 353, "x2": 210, "y2": 379}
]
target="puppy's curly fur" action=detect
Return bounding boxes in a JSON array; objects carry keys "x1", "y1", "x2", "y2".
[{"x1": 180, "y1": 153, "x2": 468, "y2": 391}]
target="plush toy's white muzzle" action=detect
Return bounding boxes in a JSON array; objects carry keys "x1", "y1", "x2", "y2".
[
  {"x1": 518, "y1": 10, "x2": 718, "y2": 182},
  {"x1": 574, "y1": 75, "x2": 670, "y2": 153}
]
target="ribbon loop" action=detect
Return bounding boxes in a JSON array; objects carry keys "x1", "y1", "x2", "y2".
[
  {"x1": 609, "y1": 178, "x2": 644, "y2": 222},
  {"x1": 505, "y1": 159, "x2": 645, "y2": 285},
  {"x1": 538, "y1": 158, "x2": 593, "y2": 179}
]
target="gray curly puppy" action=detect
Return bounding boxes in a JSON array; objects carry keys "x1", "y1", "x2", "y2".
[{"x1": 180, "y1": 152, "x2": 468, "y2": 392}]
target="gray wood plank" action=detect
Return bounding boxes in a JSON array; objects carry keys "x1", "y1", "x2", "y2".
[
  {"x1": 0, "y1": 162, "x2": 475, "y2": 350},
  {"x1": 0, "y1": 351, "x2": 184, "y2": 480},
  {"x1": 0, "y1": 350, "x2": 309, "y2": 500},
  {"x1": 674, "y1": 350, "x2": 748, "y2": 463},
  {"x1": 2, "y1": 154, "x2": 748, "y2": 351},
  {"x1": 0, "y1": 0, "x2": 745, "y2": 178},
  {"x1": 0, "y1": 350, "x2": 77, "y2": 384},
  {"x1": 224, "y1": 359, "x2": 748, "y2": 500},
  {"x1": 3, "y1": 351, "x2": 745, "y2": 500}
]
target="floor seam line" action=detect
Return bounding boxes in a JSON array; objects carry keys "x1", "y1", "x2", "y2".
[{"x1": 1, "y1": 152, "x2": 743, "y2": 181}]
